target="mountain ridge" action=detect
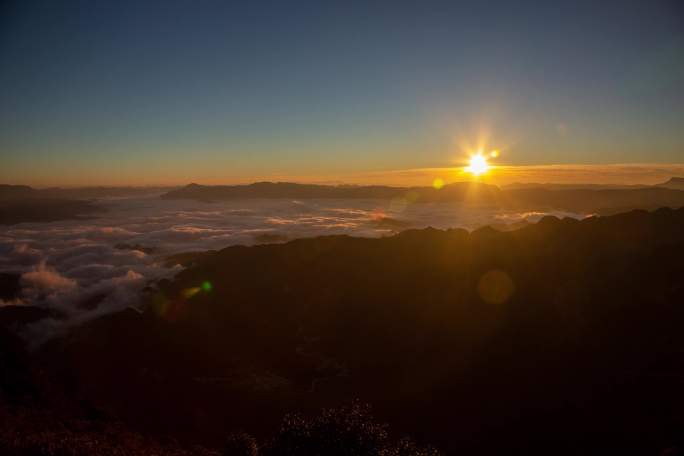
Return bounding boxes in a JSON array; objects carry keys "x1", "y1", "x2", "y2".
[
  {"x1": 160, "y1": 180, "x2": 684, "y2": 214},
  {"x1": 2, "y1": 206, "x2": 681, "y2": 454}
]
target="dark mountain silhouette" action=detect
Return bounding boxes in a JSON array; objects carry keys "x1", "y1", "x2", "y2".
[
  {"x1": 161, "y1": 181, "x2": 684, "y2": 214},
  {"x1": 0, "y1": 184, "x2": 37, "y2": 200},
  {"x1": 504, "y1": 186, "x2": 684, "y2": 214},
  {"x1": 502, "y1": 182, "x2": 648, "y2": 190},
  {"x1": 0, "y1": 184, "x2": 173, "y2": 200},
  {"x1": 0, "y1": 185, "x2": 179, "y2": 226},
  {"x1": 0, "y1": 198, "x2": 100, "y2": 225},
  {"x1": 161, "y1": 181, "x2": 504, "y2": 204},
  {"x1": 0, "y1": 185, "x2": 105, "y2": 224},
  {"x1": 39, "y1": 185, "x2": 175, "y2": 199},
  {"x1": 658, "y1": 177, "x2": 684, "y2": 190},
  {"x1": 2, "y1": 207, "x2": 684, "y2": 454},
  {"x1": 3, "y1": 181, "x2": 684, "y2": 225}
]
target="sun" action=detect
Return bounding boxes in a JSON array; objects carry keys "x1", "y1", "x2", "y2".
[{"x1": 465, "y1": 153, "x2": 490, "y2": 176}]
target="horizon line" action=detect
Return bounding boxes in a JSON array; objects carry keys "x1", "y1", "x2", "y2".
[{"x1": 4, "y1": 162, "x2": 684, "y2": 189}]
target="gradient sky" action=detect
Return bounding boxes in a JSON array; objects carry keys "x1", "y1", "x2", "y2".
[{"x1": 1, "y1": 0, "x2": 683, "y2": 186}]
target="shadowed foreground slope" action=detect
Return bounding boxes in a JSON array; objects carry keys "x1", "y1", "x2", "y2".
[{"x1": 2, "y1": 208, "x2": 684, "y2": 455}]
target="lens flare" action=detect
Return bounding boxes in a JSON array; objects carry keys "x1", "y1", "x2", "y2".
[
  {"x1": 478, "y1": 270, "x2": 515, "y2": 304},
  {"x1": 183, "y1": 287, "x2": 201, "y2": 298},
  {"x1": 432, "y1": 178, "x2": 444, "y2": 189}
]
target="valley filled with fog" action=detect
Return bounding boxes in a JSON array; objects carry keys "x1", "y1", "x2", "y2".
[{"x1": 0, "y1": 196, "x2": 583, "y2": 322}]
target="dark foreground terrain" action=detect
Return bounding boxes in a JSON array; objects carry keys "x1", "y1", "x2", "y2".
[{"x1": 2, "y1": 207, "x2": 684, "y2": 455}]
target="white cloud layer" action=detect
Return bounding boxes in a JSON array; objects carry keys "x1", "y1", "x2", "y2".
[{"x1": 0, "y1": 197, "x2": 583, "y2": 342}]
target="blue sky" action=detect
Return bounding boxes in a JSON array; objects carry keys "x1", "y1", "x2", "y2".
[{"x1": 1, "y1": 0, "x2": 683, "y2": 185}]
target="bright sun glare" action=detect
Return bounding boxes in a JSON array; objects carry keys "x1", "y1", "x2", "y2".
[{"x1": 465, "y1": 153, "x2": 490, "y2": 176}]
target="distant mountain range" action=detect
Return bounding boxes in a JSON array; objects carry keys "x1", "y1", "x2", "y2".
[
  {"x1": 2, "y1": 179, "x2": 684, "y2": 225},
  {"x1": 160, "y1": 181, "x2": 503, "y2": 203},
  {"x1": 502, "y1": 182, "x2": 649, "y2": 190},
  {"x1": 0, "y1": 194, "x2": 100, "y2": 225},
  {"x1": 0, "y1": 184, "x2": 173, "y2": 200},
  {"x1": 657, "y1": 176, "x2": 684, "y2": 190},
  {"x1": 0, "y1": 184, "x2": 36, "y2": 200},
  {"x1": 161, "y1": 179, "x2": 684, "y2": 214},
  {"x1": 0, "y1": 185, "x2": 172, "y2": 224}
]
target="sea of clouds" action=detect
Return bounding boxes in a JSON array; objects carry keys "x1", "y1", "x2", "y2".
[{"x1": 0, "y1": 196, "x2": 583, "y2": 339}]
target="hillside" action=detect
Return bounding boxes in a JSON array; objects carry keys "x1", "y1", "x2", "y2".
[{"x1": 1, "y1": 207, "x2": 682, "y2": 454}]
